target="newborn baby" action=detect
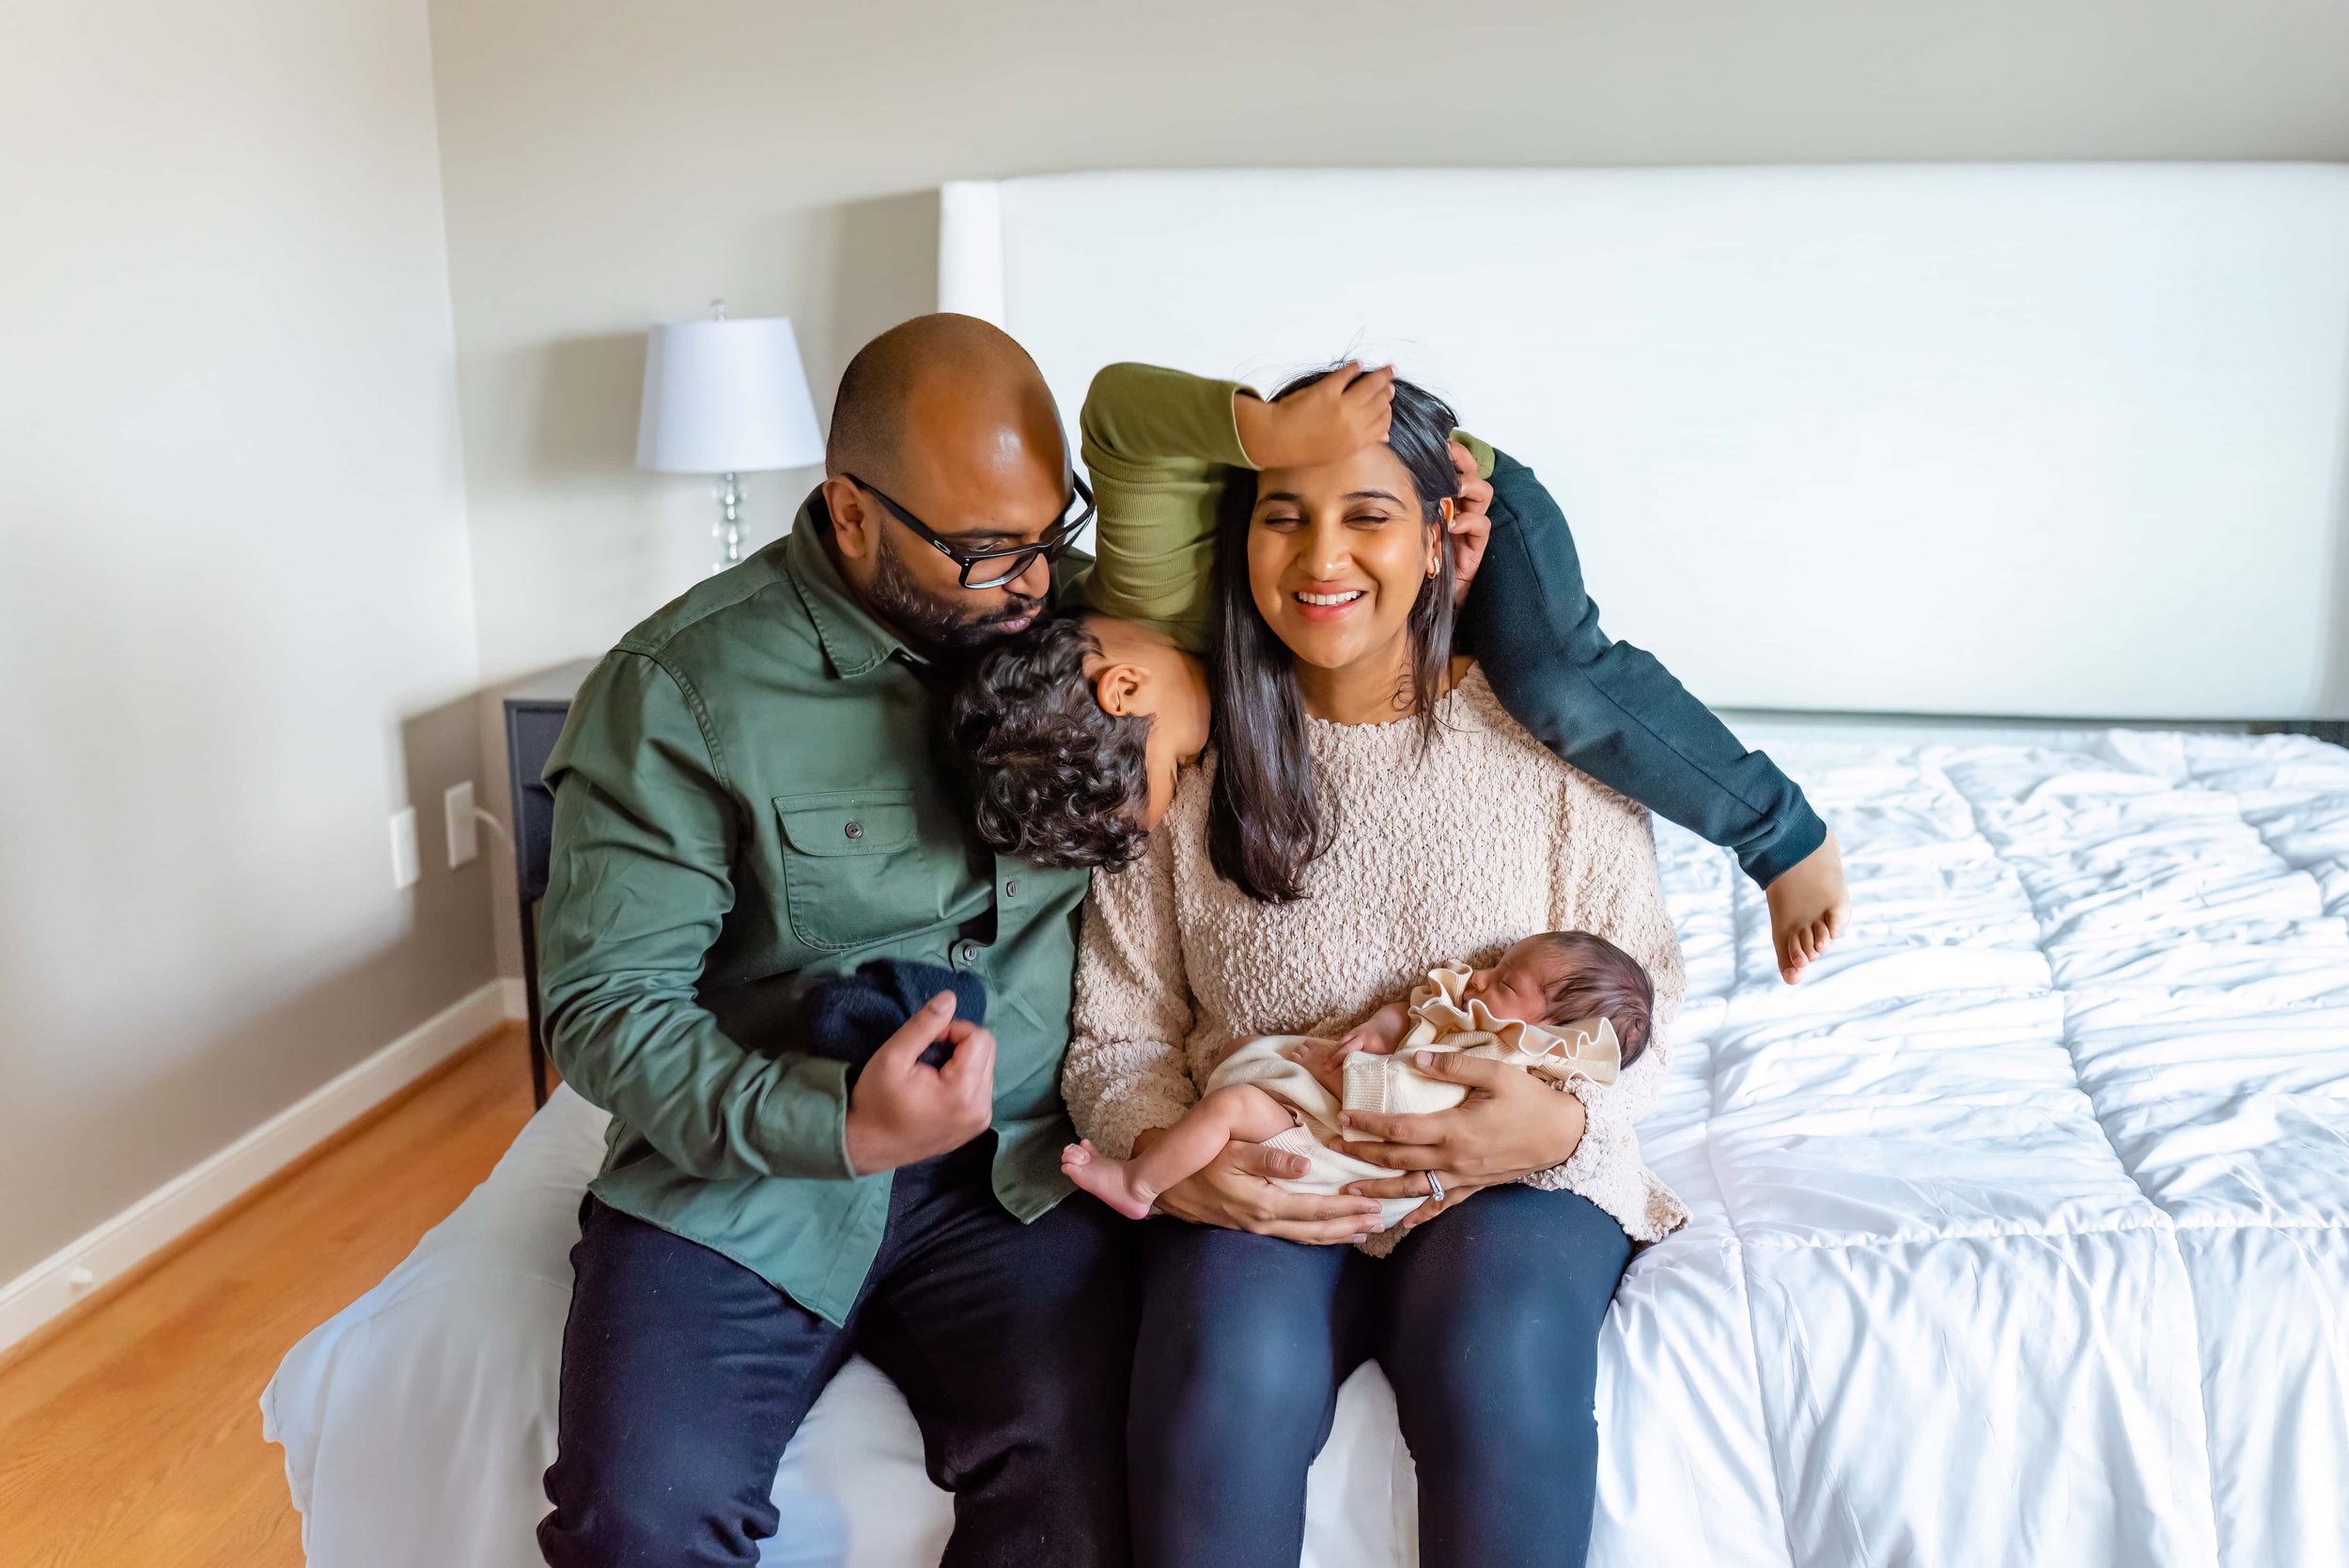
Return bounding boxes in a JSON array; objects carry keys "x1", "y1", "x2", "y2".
[{"x1": 1064, "y1": 930, "x2": 1655, "y2": 1232}]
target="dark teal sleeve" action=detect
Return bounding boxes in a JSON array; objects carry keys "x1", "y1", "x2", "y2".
[{"x1": 1459, "y1": 448, "x2": 1827, "y2": 888}]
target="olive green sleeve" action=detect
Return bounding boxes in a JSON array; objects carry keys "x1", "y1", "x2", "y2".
[
  {"x1": 537, "y1": 649, "x2": 858, "y2": 1183},
  {"x1": 1072, "y1": 362, "x2": 1496, "y2": 652},
  {"x1": 1454, "y1": 429, "x2": 1497, "y2": 481},
  {"x1": 1072, "y1": 362, "x2": 1253, "y2": 654}
]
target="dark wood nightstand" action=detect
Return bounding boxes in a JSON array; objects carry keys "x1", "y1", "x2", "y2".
[{"x1": 504, "y1": 660, "x2": 597, "y2": 1107}]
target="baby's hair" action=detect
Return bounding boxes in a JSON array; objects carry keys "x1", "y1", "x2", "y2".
[
  {"x1": 950, "y1": 613, "x2": 1153, "y2": 871},
  {"x1": 1519, "y1": 931, "x2": 1655, "y2": 1067}
]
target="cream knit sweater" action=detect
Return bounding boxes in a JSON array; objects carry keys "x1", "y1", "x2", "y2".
[{"x1": 1066, "y1": 665, "x2": 1691, "y2": 1244}]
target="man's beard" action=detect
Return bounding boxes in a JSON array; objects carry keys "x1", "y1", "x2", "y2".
[{"x1": 866, "y1": 530, "x2": 1046, "y2": 654}]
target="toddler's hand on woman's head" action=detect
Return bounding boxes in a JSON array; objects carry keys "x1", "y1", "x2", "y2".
[
  {"x1": 1445, "y1": 439, "x2": 1493, "y2": 606},
  {"x1": 1234, "y1": 362, "x2": 1394, "y2": 470}
]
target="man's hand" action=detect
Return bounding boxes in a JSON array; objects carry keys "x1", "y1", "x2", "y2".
[
  {"x1": 1139, "y1": 1126, "x2": 1383, "y2": 1243},
  {"x1": 1445, "y1": 439, "x2": 1494, "y2": 605},
  {"x1": 1766, "y1": 831, "x2": 1852, "y2": 985},
  {"x1": 1234, "y1": 362, "x2": 1393, "y2": 470},
  {"x1": 842, "y1": 992, "x2": 995, "y2": 1175}
]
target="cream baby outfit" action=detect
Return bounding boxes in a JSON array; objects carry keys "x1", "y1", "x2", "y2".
[
  {"x1": 1066, "y1": 665, "x2": 1691, "y2": 1249},
  {"x1": 1207, "y1": 963, "x2": 1628, "y2": 1230}
]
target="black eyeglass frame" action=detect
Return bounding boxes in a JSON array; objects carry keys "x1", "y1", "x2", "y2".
[{"x1": 847, "y1": 473, "x2": 1095, "y2": 590}]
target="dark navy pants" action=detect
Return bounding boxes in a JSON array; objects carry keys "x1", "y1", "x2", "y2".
[
  {"x1": 1462, "y1": 447, "x2": 1828, "y2": 886},
  {"x1": 1128, "y1": 1184, "x2": 1631, "y2": 1568},
  {"x1": 538, "y1": 1137, "x2": 1138, "y2": 1568}
]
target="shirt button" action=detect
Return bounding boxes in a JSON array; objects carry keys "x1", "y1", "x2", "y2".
[
  {"x1": 843, "y1": 820, "x2": 864, "y2": 841},
  {"x1": 955, "y1": 939, "x2": 982, "y2": 967},
  {"x1": 1003, "y1": 878, "x2": 1020, "y2": 899}
]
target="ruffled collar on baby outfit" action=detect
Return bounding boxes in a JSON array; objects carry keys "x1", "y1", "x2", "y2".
[{"x1": 1411, "y1": 961, "x2": 1624, "y2": 1086}]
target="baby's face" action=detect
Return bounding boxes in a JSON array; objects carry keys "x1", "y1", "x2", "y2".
[{"x1": 1462, "y1": 941, "x2": 1560, "y2": 1026}]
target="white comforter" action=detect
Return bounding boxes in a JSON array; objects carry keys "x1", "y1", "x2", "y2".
[{"x1": 263, "y1": 726, "x2": 2349, "y2": 1568}]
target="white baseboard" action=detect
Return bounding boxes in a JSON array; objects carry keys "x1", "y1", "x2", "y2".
[{"x1": 0, "y1": 978, "x2": 522, "y2": 1357}]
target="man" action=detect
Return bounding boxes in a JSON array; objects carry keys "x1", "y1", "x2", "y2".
[{"x1": 533, "y1": 315, "x2": 1206, "y2": 1567}]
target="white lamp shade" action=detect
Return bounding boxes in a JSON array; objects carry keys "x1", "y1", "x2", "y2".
[{"x1": 636, "y1": 316, "x2": 824, "y2": 474}]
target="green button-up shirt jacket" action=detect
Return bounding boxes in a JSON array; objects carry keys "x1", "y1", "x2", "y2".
[{"x1": 537, "y1": 494, "x2": 1091, "y2": 1325}]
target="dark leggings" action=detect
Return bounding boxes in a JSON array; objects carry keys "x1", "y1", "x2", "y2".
[{"x1": 1128, "y1": 1183, "x2": 1632, "y2": 1568}]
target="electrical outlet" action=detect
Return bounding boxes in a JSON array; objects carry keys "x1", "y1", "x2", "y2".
[
  {"x1": 445, "y1": 780, "x2": 479, "y2": 868},
  {"x1": 390, "y1": 807, "x2": 421, "y2": 890}
]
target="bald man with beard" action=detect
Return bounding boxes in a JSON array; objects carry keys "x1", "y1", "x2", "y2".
[{"x1": 533, "y1": 316, "x2": 1159, "y2": 1568}]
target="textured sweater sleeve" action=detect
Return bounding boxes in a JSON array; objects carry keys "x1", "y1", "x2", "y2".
[
  {"x1": 1065, "y1": 821, "x2": 1202, "y2": 1159},
  {"x1": 1523, "y1": 773, "x2": 1691, "y2": 1242}
]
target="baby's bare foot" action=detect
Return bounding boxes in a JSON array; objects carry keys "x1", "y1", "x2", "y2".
[{"x1": 1061, "y1": 1140, "x2": 1155, "y2": 1220}]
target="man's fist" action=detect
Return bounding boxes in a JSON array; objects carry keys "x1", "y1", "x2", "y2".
[
  {"x1": 1234, "y1": 361, "x2": 1394, "y2": 470},
  {"x1": 843, "y1": 992, "x2": 996, "y2": 1175}
]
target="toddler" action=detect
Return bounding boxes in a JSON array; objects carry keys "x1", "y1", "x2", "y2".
[
  {"x1": 951, "y1": 359, "x2": 1851, "y2": 985},
  {"x1": 1064, "y1": 930, "x2": 1655, "y2": 1232}
]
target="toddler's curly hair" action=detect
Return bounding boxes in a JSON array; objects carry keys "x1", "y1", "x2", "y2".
[{"x1": 950, "y1": 614, "x2": 1154, "y2": 871}]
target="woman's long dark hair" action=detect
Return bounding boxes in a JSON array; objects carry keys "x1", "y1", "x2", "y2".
[{"x1": 1207, "y1": 365, "x2": 1461, "y2": 904}]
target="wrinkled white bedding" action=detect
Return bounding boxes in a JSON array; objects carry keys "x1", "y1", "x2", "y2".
[{"x1": 263, "y1": 725, "x2": 2349, "y2": 1568}]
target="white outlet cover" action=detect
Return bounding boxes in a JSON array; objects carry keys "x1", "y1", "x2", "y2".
[
  {"x1": 445, "y1": 780, "x2": 479, "y2": 868},
  {"x1": 390, "y1": 807, "x2": 421, "y2": 890}
]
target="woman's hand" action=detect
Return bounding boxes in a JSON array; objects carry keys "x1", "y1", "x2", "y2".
[
  {"x1": 1234, "y1": 362, "x2": 1394, "y2": 470},
  {"x1": 1134, "y1": 1126, "x2": 1385, "y2": 1243},
  {"x1": 1338, "y1": 1051, "x2": 1588, "y2": 1233}
]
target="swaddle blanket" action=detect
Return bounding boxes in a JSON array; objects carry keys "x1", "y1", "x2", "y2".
[{"x1": 1204, "y1": 962, "x2": 1626, "y2": 1230}]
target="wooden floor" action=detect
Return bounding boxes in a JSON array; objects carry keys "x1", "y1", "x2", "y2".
[{"x1": 0, "y1": 1024, "x2": 539, "y2": 1568}]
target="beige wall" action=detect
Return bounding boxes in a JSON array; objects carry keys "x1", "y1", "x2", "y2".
[
  {"x1": 426, "y1": 0, "x2": 2349, "y2": 975},
  {"x1": 0, "y1": 0, "x2": 493, "y2": 1280}
]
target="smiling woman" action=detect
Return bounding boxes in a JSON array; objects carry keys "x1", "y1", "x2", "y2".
[{"x1": 1211, "y1": 366, "x2": 1462, "y2": 903}]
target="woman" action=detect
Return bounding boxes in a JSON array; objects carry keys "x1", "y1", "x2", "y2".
[{"x1": 1063, "y1": 368, "x2": 1689, "y2": 1568}]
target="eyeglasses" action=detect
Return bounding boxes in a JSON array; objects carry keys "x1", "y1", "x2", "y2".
[{"x1": 847, "y1": 473, "x2": 1094, "y2": 590}]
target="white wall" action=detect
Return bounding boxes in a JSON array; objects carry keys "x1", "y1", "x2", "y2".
[
  {"x1": 2, "y1": 3, "x2": 2341, "y2": 1276},
  {"x1": 424, "y1": 0, "x2": 2349, "y2": 975},
  {"x1": 0, "y1": 0, "x2": 493, "y2": 1283}
]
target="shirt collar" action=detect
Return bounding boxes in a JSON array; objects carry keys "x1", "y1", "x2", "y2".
[{"x1": 783, "y1": 488, "x2": 921, "y2": 680}]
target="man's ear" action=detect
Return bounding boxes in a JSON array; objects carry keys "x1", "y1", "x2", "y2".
[
  {"x1": 821, "y1": 475, "x2": 875, "y2": 562},
  {"x1": 1093, "y1": 660, "x2": 1151, "y2": 718}
]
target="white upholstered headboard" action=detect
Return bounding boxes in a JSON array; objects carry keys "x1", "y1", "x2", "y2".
[{"x1": 938, "y1": 164, "x2": 2349, "y2": 720}]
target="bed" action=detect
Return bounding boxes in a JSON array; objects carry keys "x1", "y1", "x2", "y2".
[
  {"x1": 268, "y1": 164, "x2": 2349, "y2": 1567},
  {"x1": 262, "y1": 720, "x2": 2349, "y2": 1566}
]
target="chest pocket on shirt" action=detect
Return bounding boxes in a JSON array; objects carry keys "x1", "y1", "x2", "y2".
[{"x1": 774, "y1": 788, "x2": 944, "y2": 953}]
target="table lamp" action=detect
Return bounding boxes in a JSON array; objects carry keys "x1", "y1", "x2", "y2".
[{"x1": 636, "y1": 303, "x2": 824, "y2": 571}]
